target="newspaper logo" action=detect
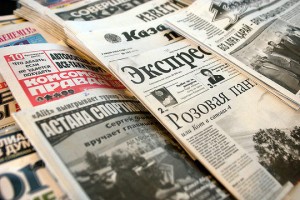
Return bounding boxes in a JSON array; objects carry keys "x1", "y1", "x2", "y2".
[
  {"x1": 104, "y1": 34, "x2": 122, "y2": 43},
  {"x1": 209, "y1": 2, "x2": 239, "y2": 26},
  {"x1": 209, "y1": 0, "x2": 279, "y2": 30}
]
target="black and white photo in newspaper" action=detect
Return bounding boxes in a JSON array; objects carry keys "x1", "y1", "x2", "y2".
[
  {"x1": 108, "y1": 39, "x2": 299, "y2": 199},
  {"x1": 166, "y1": 0, "x2": 300, "y2": 106},
  {"x1": 13, "y1": 88, "x2": 232, "y2": 200}
]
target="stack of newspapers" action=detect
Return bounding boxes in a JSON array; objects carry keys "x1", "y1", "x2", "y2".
[
  {"x1": 0, "y1": 0, "x2": 299, "y2": 199},
  {"x1": 15, "y1": 0, "x2": 153, "y2": 40}
]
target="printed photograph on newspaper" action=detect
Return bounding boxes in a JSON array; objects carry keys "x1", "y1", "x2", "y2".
[
  {"x1": 109, "y1": 39, "x2": 298, "y2": 199},
  {"x1": 231, "y1": 19, "x2": 300, "y2": 94},
  {"x1": 165, "y1": 0, "x2": 300, "y2": 106},
  {"x1": 14, "y1": 88, "x2": 232, "y2": 200}
]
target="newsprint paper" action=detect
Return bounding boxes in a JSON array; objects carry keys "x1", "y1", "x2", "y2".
[
  {"x1": 0, "y1": 15, "x2": 26, "y2": 27},
  {"x1": 65, "y1": 0, "x2": 185, "y2": 34},
  {"x1": 0, "y1": 22, "x2": 58, "y2": 129},
  {"x1": 166, "y1": 0, "x2": 300, "y2": 106},
  {"x1": 0, "y1": 127, "x2": 67, "y2": 200},
  {"x1": 0, "y1": 75, "x2": 19, "y2": 130},
  {"x1": 108, "y1": 39, "x2": 299, "y2": 199},
  {"x1": 0, "y1": 43, "x2": 123, "y2": 109},
  {"x1": 71, "y1": 18, "x2": 184, "y2": 67},
  {"x1": 13, "y1": 88, "x2": 232, "y2": 200},
  {"x1": 20, "y1": 0, "x2": 151, "y2": 22}
]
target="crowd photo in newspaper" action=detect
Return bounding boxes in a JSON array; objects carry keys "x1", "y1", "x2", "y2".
[{"x1": 0, "y1": 0, "x2": 299, "y2": 200}]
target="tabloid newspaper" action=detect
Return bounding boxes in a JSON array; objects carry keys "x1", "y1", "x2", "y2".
[
  {"x1": 13, "y1": 88, "x2": 232, "y2": 200},
  {"x1": 107, "y1": 39, "x2": 300, "y2": 199},
  {"x1": 165, "y1": 0, "x2": 300, "y2": 107},
  {"x1": 0, "y1": 43, "x2": 123, "y2": 109},
  {"x1": 0, "y1": 127, "x2": 67, "y2": 200},
  {"x1": 64, "y1": 0, "x2": 186, "y2": 35},
  {"x1": 0, "y1": 22, "x2": 59, "y2": 130}
]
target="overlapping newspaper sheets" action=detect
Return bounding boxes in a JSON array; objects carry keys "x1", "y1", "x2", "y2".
[
  {"x1": 0, "y1": 21, "x2": 59, "y2": 129},
  {"x1": 15, "y1": 0, "x2": 154, "y2": 40},
  {"x1": 13, "y1": 86, "x2": 232, "y2": 200},
  {"x1": 67, "y1": 18, "x2": 184, "y2": 68},
  {"x1": 165, "y1": 0, "x2": 300, "y2": 107},
  {"x1": 0, "y1": 22, "x2": 58, "y2": 47},
  {"x1": 65, "y1": 0, "x2": 185, "y2": 34},
  {"x1": 64, "y1": 0, "x2": 186, "y2": 65},
  {"x1": 0, "y1": 43, "x2": 123, "y2": 109},
  {"x1": 0, "y1": 75, "x2": 19, "y2": 130},
  {"x1": 106, "y1": 39, "x2": 300, "y2": 199},
  {"x1": 0, "y1": 15, "x2": 26, "y2": 27},
  {"x1": 0, "y1": 127, "x2": 67, "y2": 199}
]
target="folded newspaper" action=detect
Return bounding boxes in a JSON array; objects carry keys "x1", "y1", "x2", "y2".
[
  {"x1": 0, "y1": 15, "x2": 26, "y2": 27},
  {"x1": 0, "y1": 21, "x2": 60, "y2": 129},
  {"x1": 64, "y1": 0, "x2": 185, "y2": 35},
  {"x1": 64, "y1": 0, "x2": 186, "y2": 65},
  {"x1": 106, "y1": 39, "x2": 299, "y2": 199},
  {"x1": 12, "y1": 87, "x2": 232, "y2": 199},
  {"x1": 67, "y1": 18, "x2": 184, "y2": 68},
  {"x1": 15, "y1": 0, "x2": 164, "y2": 40},
  {"x1": 0, "y1": 126, "x2": 68, "y2": 200},
  {"x1": 165, "y1": 0, "x2": 300, "y2": 107},
  {"x1": 0, "y1": 43, "x2": 123, "y2": 109}
]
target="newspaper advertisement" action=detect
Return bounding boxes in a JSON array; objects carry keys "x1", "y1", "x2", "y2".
[
  {"x1": 0, "y1": 128, "x2": 67, "y2": 200},
  {"x1": 166, "y1": 0, "x2": 300, "y2": 106},
  {"x1": 0, "y1": 15, "x2": 26, "y2": 27},
  {"x1": 108, "y1": 39, "x2": 299, "y2": 199},
  {"x1": 14, "y1": 88, "x2": 232, "y2": 200},
  {"x1": 0, "y1": 22, "x2": 58, "y2": 47},
  {"x1": 0, "y1": 43, "x2": 124, "y2": 109},
  {"x1": 73, "y1": 18, "x2": 184, "y2": 67},
  {"x1": 65, "y1": 0, "x2": 186, "y2": 34}
]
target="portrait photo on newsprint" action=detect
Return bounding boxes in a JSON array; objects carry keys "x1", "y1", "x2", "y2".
[
  {"x1": 151, "y1": 87, "x2": 178, "y2": 107},
  {"x1": 231, "y1": 19, "x2": 300, "y2": 95}
]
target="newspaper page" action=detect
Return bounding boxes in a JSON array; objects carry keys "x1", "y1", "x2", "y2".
[
  {"x1": 166, "y1": 0, "x2": 300, "y2": 106},
  {"x1": 19, "y1": 0, "x2": 151, "y2": 23},
  {"x1": 0, "y1": 43, "x2": 124, "y2": 109},
  {"x1": 13, "y1": 88, "x2": 232, "y2": 200},
  {"x1": 0, "y1": 75, "x2": 19, "y2": 130},
  {"x1": 72, "y1": 18, "x2": 184, "y2": 67},
  {"x1": 108, "y1": 39, "x2": 299, "y2": 199},
  {"x1": 65, "y1": 0, "x2": 185, "y2": 34},
  {"x1": 0, "y1": 22, "x2": 59, "y2": 129},
  {"x1": 0, "y1": 127, "x2": 67, "y2": 200},
  {"x1": 0, "y1": 22, "x2": 58, "y2": 47},
  {"x1": 0, "y1": 15, "x2": 26, "y2": 27}
]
